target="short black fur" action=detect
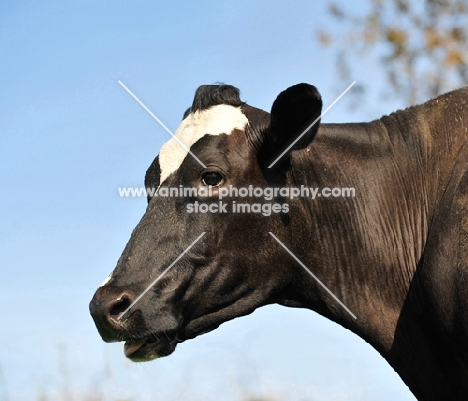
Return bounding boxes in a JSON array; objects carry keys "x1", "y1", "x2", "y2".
[{"x1": 187, "y1": 84, "x2": 245, "y2": 116}]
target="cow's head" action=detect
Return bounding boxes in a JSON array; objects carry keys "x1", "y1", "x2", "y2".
[{"x1": 90, "y1": 83, "x2": 322, "y2": 361}]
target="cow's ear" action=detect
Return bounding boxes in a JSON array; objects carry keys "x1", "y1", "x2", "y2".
[{"x1": 258, "y1": 83, "x2": 322, "y2": 168}]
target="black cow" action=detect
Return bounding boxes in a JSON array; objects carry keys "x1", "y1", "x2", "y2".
[{"x1": 90, "y1": 83, "x2": 468, "y2": 400}]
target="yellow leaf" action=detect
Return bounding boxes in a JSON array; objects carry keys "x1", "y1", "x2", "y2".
[{"x1": 446, "y1": 50, "x2": 463, "y2": 66}]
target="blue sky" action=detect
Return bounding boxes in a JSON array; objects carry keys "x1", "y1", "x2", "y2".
[{"x1": 0, "y1": 1, "x2": 414, "y2": 400}]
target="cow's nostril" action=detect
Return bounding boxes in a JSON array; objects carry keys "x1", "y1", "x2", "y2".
[
  {"x1": 109, "y1": 296, "x2": 131, "y2": 317},
  {"x1": 90, "y1": 289, "x2": 136, "y2": 341}
]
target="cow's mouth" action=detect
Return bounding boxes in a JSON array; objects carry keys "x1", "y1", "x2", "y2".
[
  {"x1": 121, "y1": 300, "x2": 255, "y2": 362},
  {"x1": 123, "y1": 335, "x2": 178, "y2": 362}
]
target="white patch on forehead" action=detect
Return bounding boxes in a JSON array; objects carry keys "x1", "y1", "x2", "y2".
[
  {"x1": 159, "y1": 104, "x2": 248, "y2": 184},
  {"x1": 99, "y1": 273, "x2": 113, "y2": 287}
]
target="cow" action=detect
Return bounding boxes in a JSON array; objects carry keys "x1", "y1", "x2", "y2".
[{"x1": 90, "y1": 83, "x2": 468, "y2": 400}]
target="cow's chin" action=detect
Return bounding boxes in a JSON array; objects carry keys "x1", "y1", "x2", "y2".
[
  {"x1": 123, "y1": 337, "x2": 177, "y2": 362},
  {"x1": 123, "y1": 301, "x2": 257, "y2": 362},
  {"x1": 121, "y1": 316, "x2": 221, "y2": 362}
]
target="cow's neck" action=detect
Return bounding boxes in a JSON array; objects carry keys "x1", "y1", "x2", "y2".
[
  {"x1": 274, "y1": 103, "x2": 468, "y2": 398},
  {"x1": 276, "y1": 118, "x2": 443, "y2": 397}
]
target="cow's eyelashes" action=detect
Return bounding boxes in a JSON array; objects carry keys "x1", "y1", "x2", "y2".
[{"x1": 201, "y1": 171, "x2": 224, "y2": 187}]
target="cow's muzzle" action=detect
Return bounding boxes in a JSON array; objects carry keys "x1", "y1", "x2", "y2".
[
  {"x1": 89, "y1": 285, "x2": 180, "y2": 361},
  {"x1": 89, "y1": 286, "x2": 134, "y2": 342}
]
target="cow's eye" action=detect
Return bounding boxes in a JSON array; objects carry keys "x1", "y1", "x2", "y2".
[{"x1": 202, "y1": 171, "x2": 224, "y2": 187}]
